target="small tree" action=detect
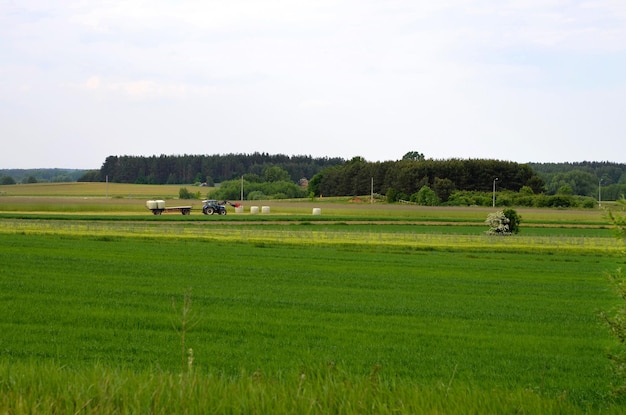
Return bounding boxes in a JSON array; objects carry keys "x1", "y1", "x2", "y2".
[
  {"x1": 502, "y1": 208, "x2": 521, "y2": 234},
  {"x1": 414, "y1": 185, "x2": 440, "y2": 206},
  {"x1": 485, "y1": 208, "x2": 521, "y2": 235},
  {"x1": 402, "y1": 151, "x2": 425, "y2": 161},
  {"x1": 433, "y1": 177, "x2": 455, "y2": 203},
  {"x1": 485, "y1": 211, "x2": 510, "y2": 235}
]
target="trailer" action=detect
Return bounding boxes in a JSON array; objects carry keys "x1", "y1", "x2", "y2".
[{"x1": 146, "y1": 200, "x2": 192, "y2": 215}]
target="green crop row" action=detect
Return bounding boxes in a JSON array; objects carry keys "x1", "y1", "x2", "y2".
[{"x1": 0, "y1": 218, "x2": 621, "y2": 256}]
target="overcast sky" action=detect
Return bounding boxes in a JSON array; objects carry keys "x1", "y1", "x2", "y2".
[{"x1": 1, "y1": 1, "x2": 625, "y2": 169}]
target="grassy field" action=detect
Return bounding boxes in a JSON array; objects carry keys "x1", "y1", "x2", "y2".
[
  {"x1": 0, "y1": 182, "x2": 187, "y2": 198},
  {"x1": 1, "y1": 183, "x2": 625, "y2": 413}
]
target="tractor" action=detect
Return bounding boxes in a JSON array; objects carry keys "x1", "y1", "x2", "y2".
[{"x1": 201, "y1": 200, "x2": 240, "y2": 215}]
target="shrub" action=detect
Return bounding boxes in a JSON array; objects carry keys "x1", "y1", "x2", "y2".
[
  {"x1": 446, "y1": 191, "x2": 476, "y2": 206},
  {"x1": 502, "y1": 208, "x2": 521, "y2": 234},
  {"x1": 534, "y1": 195, "x2": 574, "y2": 208},
  {"x1": 485, "y1": 209, "x2": 521, "y2": 235},
  {"x1": 519, "y1": 185, "x2": 534, "y2": 195},
  {"x1": 247, "y1": 191, "x2": 266, "y2": 200},
  {"x1": 485, "y1": 211, "x2": 510, "y2": 235},
  {"x1": 495, "y1": 194, "x2": 513, "y2": 207},
  {"x1": 413, "y1": 186, "x2": 440, "y2": 206},
  {"x1": 579, "y1": 196, "x2": 597, "y2": 209},
  {"x1": 550, "y1": 195, "x2": 573, "y2": 208},
  {"x1": 179, "y1": 187, "x2": 200, "y2": 199},
  {"x1": 512, "y1": 195, "x2": 535, "y2": 207}
]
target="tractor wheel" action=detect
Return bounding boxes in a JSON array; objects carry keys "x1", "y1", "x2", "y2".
[
  {"x1": 219, "y1": 209, "x2": 227, "y2": 215},
  {"x1": 206, "y1": 207, "x2": 215, "y2": 215}
]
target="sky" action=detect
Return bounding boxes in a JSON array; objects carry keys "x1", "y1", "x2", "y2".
[{"x1": 1, "y1": 0, "x2": 625, "y2": 169}]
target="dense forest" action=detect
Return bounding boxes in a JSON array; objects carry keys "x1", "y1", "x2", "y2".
[
  {"x1": 308, "y1": 157, "x2": 544, "y2": 200},
  {"x1": 529, "y1": 162, "x2": 626, "y2": 200}
]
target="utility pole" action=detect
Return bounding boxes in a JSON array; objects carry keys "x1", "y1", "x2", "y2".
[
  {"x1": 598, "y1": 178, "x2": 603, "y2": 208},
  {"x1": 492, "y1": 178, "x2": 498, "y2": 207}
]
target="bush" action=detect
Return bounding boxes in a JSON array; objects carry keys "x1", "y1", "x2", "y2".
[
  {"x1": 485, "y1": 211, "x2": 510, "y2": 235},
  {"x1": 534, "y1": 194, "x2": 574, "y2": 208},
  {"x1": 446, "y1": 191, "x2": 476, "y2": 206},
  {"x1": 247, "y1": 191, "x2": 266, "y2": 200},
  {"x1": 550, "y1": 195, "x2": 573, "y2": 208},
  {"x1": 512, "y1": 195, "x2": 535, "y2": 207},
  {"x1": 179, "y1": 187, "x2": 200, "y2": 200},
  {"x1": 502, "y1": 208, "x2": 521, "y2": 234},
  {"x1": 413, "y1": 186, "x2": 440, "y2": 206},
  {"x1": 495, "y1": 194, "x2": 513, "y2": 207},
  {"x1": 485, "y1": 209, "x2": 520, "y2": 235},
  {"x1": 579, "y1": 196, "x2": 597, "y2": 208},
  {"x1": 386, "y1": 187, "x2": 398, "y2": 203}
]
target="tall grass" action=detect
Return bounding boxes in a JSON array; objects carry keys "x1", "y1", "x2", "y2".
[{"x1": 1, "y1": 360, "x2": 621, "y2": 414}]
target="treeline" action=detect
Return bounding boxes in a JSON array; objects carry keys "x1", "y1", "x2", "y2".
[
  {"x1": 529, "y1": 161, "x2": 626, "y2": 200},
  {"x1": 309, "y1": 158, "x2": 545, "y2": 201},
  {"x1": 0, "y1": 169, "x2": 87, "y2": 184},
  {"x1": 80, "y1": 153, "x2": 345, "y2": 184}
]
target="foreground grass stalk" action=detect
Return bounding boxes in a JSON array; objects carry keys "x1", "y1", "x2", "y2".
[{"x1": 171, "y1": 289, "x2": 200, "y2": 375}]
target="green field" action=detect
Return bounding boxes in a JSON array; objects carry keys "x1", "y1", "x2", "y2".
[{"x1": 1, "y1": 184, "x2": 625, "y2": 413}]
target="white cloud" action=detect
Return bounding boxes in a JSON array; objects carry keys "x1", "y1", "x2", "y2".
[
  {"x1": 298, "y1": 99, "x2": 331, "y2": 110},
  {"x1": 73, "y1": 76, "x2": 216, "y2": 100}
]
